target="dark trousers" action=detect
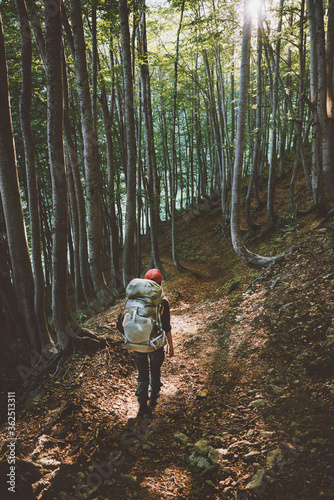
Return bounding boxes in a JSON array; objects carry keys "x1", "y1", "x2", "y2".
[{"x1": 133, "y1": 348, "x2": 165, "y2": 405}]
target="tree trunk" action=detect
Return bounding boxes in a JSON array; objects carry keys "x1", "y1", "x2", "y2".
[
  {"x1": 68, "y1": 0, "x2": 114, "y2": 305},
  {"x1": 315, "y1": 0, "x2": 334, "y2": 202},
  {"x1": 0, "y1": 197, "x2": 23, "y2": 341},
  {"x1": 119, "y1": 0, "x2": 137, "y2": 286},
  {"x1": 100, "y1": 77, "x2": 122, "y2": 293},
  {"x1": 215, "y1": 43, "x2": 233, "y2": 216},
  {"x1": 170, "y1": 0, "x2": 186, "y2": 272},
  {"x1": 91, "y1": 7, "x2": 98, "y2": 131},
  {"x1": 138, "y1": 8, "x2": 165, "y2": 275},
  {"x1": 66, "y1": 149, "x2": 85, "y2": 309},
  {"x1": 62, "y1": 48, "x2": 92, "y2": 306},
  {"x1": 230, "y1": 0, "x2": 283, "y2": 267},
  {"x1": 0, "y1": 12, "x2": 40, "y2": 355},
  {"x1": 306, "y1": 0, "x2": 328, "y2": 214},
  {"x1": 289, "y1": 0, "x2": 309, "y2": 213},
  {"x1": 136, "y1": 92, "x2": 143, "y2": 276},
  {"x1": 15, "y1": 0, "x2": 55, "y2": 354},
  {"x1": 44, "y1": 0, "x2": 98, "y2": 353},
  {"x1": 267, "y1": 0, "x2": 283, "y2": 225},
  {"x1": 246, "y1": 24, "x2": 262, "y2": 230},
  {"x1": 44, "y1": 0, "x2": 70, "y2": 349}
]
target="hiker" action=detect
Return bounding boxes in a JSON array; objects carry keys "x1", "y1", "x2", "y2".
[
  {"x1": 132, "y1": 269, "x2": 174, "y2": 416},
  {"x1": 117, "y1": 269, "x2": 174, "y2": 417}
]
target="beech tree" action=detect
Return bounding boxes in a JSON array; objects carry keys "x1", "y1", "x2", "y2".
[
  {"x1": 267, "y1": 0, "x2": 283, "y2": 226},
  {"x1": 0, "y1": 12, "x2": 48, "y2": 356},
  {"x1": 68, "y1": 0, "x2": 114, "y2": 304},
  {"x1": 119, "y1": 0, "x2": 137, "y2": 286},
  {"x1": 170, "y1": 0, "x2": 186, "y2": 272},
  {"x1": 138, "y1": 6, "x2": 165, "y2": 275},
  {"x1": 306, "y1": 0, "x2": 334, "y2": 210},
  {"x1": 43, "y1": 0, "x2": 97, "y2": 351},
  {"x1": 230, "y1": 0, "x2": 283, "y2": 267},
  {"x1": 15, "y1": 0, "x2": 55, "y2": 351}
]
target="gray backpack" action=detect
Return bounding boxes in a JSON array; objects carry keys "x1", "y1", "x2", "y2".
[{"x1": 121, "y1": 278, "x2": 167, "y2": 352}]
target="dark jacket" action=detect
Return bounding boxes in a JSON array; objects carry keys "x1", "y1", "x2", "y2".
[{"x1": 161, "y1": 297, "x2": 171, "y2": 333}]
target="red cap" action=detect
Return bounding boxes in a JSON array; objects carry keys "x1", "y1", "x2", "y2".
[{"x1": 145, "y1": 269, "x2": 163, "y2": 285}]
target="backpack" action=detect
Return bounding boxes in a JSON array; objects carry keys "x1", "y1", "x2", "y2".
[{"x1": 120, "y1": 278, "x2": 167, "y2": 352}]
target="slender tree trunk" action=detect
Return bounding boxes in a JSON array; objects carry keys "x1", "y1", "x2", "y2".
[
  {"x1": 44, "y1": 0, "x2": 71, "y2": 348},
  {"x1": 194, "y1": 79, "x2": 203, "y2": 208},
  {"x1": 44, "y1": 0, "x2": 99, "y2": 352},
  {"x1": 280, "y1": 13, "x2": 292, "y2": 175},
  {"x1": 230, "y1": 0, "x2": 283, "y2": 267},
  {"x1": 0, "y1": 12, "x2": 41, "y2": 356},
  {"x1": 100, "y1": 81, "x2": 122, "y2": 293},
  {"x1": 15, "y1": 0, "x2": 55, "y2": 353},
  {"x1": 315, "y1": 0, "x2": 334, "y2": 201},
  {"x1": 267, "y1": 0, "x2": 283, "y2": 225},
  {"x1": 119, "y1": 0, "x2": 137, "y2": 286},
  {"x1": 66, "y1": 150, "x2": 85, "y2": 309},
  {"x1": 290, "y1": 0, "x2": 309, "y2": 212},
  {"x1": 138, "y1": 8, "x2": 165, "y2": 275},
  {"x1": 0, "y1": 200, "x2": 22, "y2": 340},
  {"x1": 246, "y1": 23, "x2": 262, "y2": 230},
  {"x1": 62, "y1": 50, "x2": 92, "y2": 305},
  {"x1": 136, "y1": 90, "x2": 143, "y2": 275},
  {"x1": 326, "y1": 0, "x2": 334, "y2": 181},
  {"x1": 91, "y1": 7, "x2": 97, "y2": 131},
  {"x1": 215, "y1": 44, "x2": 233, "y2": 202},
  {"x1": 306, "y1": 0, "x2": 328, "y2": 214},
  {"x1": 68, "y1": 0, "x2": 113, "y2": 304},
  {"x1": 170, "y1": 0, "x2": 186, "y2": 272}
]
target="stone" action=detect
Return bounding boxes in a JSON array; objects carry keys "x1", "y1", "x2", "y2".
[
  {"x1": 174, "y1": 433, "x2": 190, "y2": 444},
  {"x1": 194, "y1": 439, "x2": 209, "y2": 456},
  {"x1": 266, "y1": 384, "x2": 283, "y2": 395},
  {"x1": 196, "y1": 390, "x2": 208, "y2": 399},
  {"x1": 148, "y1": 424, "x2": 158, "y2": 433},
  {"x1": 118, "y1": 474, "x2": 137, "y2": 490},
  {"x1": 189, "y1": 452, "x2": 200, "y2": 467},
  {"x1": 249, "y1": 399, "x2": 271, "y2": 408},
  {"x1": 196, "y1": 457, "x2": 212, "y2": 471},
  {"x1": 245, "y1": 469, "x2": 266, "y2": 495},
  {"x1": 266, "y1": 449, "x2": 285, "y2": 470},
  {"x1": 208, "y1": 448, "x2": 220, "y2": 463}
]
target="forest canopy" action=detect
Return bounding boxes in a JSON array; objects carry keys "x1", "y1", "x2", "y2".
[{"x1": 0, "y1": 0, "x2": 333, "y2": 365}]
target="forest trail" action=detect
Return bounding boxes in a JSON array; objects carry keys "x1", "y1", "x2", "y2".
[{"x1": 1, "y1": 201, "x2": 334, "y2": 499}]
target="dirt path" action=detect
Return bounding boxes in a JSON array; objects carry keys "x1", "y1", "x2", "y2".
[{"x1": 101, "y1": 290, "x2": 228, "y2": 500}]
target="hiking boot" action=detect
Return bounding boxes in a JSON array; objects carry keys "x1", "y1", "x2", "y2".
[
  {"x1": 137, "y1": 403, "x2": 152, "y2": 418},
  {"x1": 149, "y1": 394, "x2": 159, "y2": 407}
]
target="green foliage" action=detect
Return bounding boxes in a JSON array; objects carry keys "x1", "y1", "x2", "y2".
[
  {"x1": 72, "y1": 300, "x2": 103, "y2": 323},
  {"x1": 176, "y1": 240, "x2": 206, "y2": 262}
]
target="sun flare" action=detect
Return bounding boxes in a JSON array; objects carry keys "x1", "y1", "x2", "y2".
[{"x1": 246, "y1": 0, "x2": 263, "y2": 23}]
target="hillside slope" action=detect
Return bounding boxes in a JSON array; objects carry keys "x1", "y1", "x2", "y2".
[{"x1": 0, "y1": 182, "x2": 334, "y2": 500}]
